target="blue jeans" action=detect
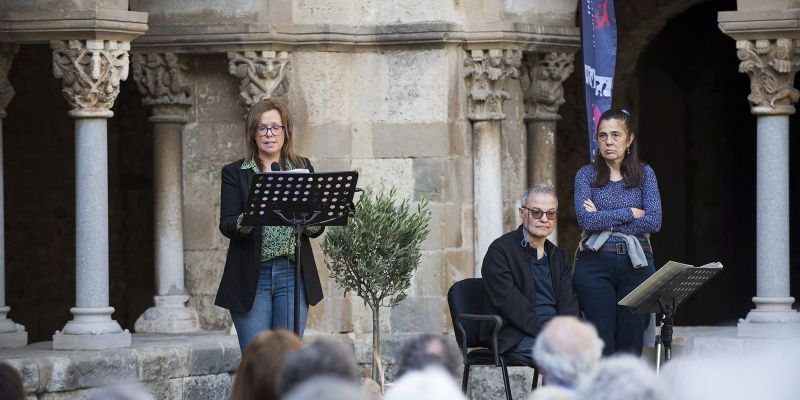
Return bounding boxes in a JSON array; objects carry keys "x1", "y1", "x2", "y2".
[
  {"x1": 503, "y1": 335, "x2": 537, "y2": 367},
  {"x1": 230, "y1": 257, "x2": 308, "y2": 352},
  {"x1": 572, "y1": 250, "x2": 655, "y2": 356}
]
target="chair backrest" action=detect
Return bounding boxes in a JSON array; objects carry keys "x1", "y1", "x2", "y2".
[{"x1": 447, "y1": 278, "x2": 486, "y2": 348}]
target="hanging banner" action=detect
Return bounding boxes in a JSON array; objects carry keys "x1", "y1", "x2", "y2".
[{"x1": 581, "y1": 0, "x2": 617, "y2": 160}]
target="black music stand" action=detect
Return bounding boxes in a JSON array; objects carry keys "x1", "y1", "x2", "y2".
[
  {"x1": 618, "y1": 261, "x2": 722, "y2": 367},
  {"x1": 242, "y1": 170, "x2": 359, "y2": 335}
]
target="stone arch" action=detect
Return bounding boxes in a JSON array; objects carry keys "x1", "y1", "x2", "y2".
[
  {"x1": 557, "y1": 0, "x2": 800, "y2": 325},
  {"x1": 4, "y1": 44, "x2": 155, "y2": 341},
  {"x1": 635, "y1": 0, "x2": 800, "y2": 324}
]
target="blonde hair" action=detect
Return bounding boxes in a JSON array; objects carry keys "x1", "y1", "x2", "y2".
[{"x1": 244, "y1": 98, "x2": 304, "y2": 171}]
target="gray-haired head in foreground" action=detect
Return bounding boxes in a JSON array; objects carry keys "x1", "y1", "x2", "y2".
[
  {"x1": 528, "y1": 386, "x2": 575, "y2": 400},
  {"x1": 394, "y1": 333, "x2": 461, "y2": 379},
  {"x1": 283, "y1": 376, "x2": 368, "y2": 400},
  {"x1": 532, "y1": 316, "x2": 603, "y2": 388},
  {"x1": 521, "y1": 184, "x2": 557, "y2": 207},
  {"x1": 277, "y1": 338, "x2": 360, "y2": 396},
  {"x1": 574, "y1": 355, "x2": 663, "y2": 400},
  {"x1": 383, "y1": 366, "x2": 467, "y2": 400}
]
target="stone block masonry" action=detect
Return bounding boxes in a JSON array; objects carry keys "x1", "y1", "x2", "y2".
[{"x1": 1, "y1": 333, "x2": 238, "y2": 400}]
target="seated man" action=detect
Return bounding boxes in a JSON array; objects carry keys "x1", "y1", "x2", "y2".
[{"x1": 480, "y1": 184, "x2": 579, "y2": 366}]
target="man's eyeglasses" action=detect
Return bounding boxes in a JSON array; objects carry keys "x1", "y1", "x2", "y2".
[
  {"x1": 255, "y1": 125, "x2": 285, "y2": 137},
  {"x1": 521, "y1": 206, "x2": 557, "y2": 221}
]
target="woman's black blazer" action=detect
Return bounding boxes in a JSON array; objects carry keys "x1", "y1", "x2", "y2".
[{"x1": 214, "y1": 158, "x2": 325, "y2": 314}]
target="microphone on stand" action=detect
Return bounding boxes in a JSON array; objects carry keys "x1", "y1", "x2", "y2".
[{"x1": 271, "y1": 162, "x2": 280, "y2": 172}]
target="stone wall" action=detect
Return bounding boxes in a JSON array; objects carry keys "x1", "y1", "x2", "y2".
[
  {"x1": 178, "y1": 43, "x2": 533, "y2": 335},
  {"x1": 2, "y1": 333, "x2": 238, "y2": 400}
]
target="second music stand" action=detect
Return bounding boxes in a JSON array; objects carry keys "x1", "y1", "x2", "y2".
[{"x1": 619, "y1": 261, "x2": 722, "y2": 368}]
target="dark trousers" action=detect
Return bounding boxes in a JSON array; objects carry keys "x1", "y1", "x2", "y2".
[
  {"x1": 503, "y1": 335, "x2": 537, "y2": 367},
  {"x1": 572, "y1": 249, "x2": 655, "y2": 356}
]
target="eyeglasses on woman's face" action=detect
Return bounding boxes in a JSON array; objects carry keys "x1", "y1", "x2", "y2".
[
  {"x1": 521, "y1": 206, "x2": 557, "y2": 221},
  {"x1": 255, "y1": 124, "x2": 285, "y2": 137}
]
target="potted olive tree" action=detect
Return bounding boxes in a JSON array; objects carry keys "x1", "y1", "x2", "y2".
[{"x1": 321, "y1": 187, "x2": 430, "y2": 389}]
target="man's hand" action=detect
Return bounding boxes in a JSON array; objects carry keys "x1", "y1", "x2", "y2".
[{"x1": 631, "y1": 208, "x2": 645, "y2": 219}]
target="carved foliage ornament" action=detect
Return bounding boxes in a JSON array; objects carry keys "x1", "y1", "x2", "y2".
[
  {"x1": 131, "y1": 52, "x2": 191, "y2": 107},
  {"x1": 228, "y1": 51, "x2": 289, "y2": 109},
  {"x1": 522, "y1": 52, "x2": 575, "y2": 117},
  {"x1": 736, "y1": 38, "x2": 800, "y2": 115},
  {"x1": 464, "y1": 49, "x2": 522, "y2": 120},
  {"x1": 0, "y1": 44, "x2": 19, "y2": 118},
  {"x1": 52, "y1": 40, "x2": 130, "y2": 113}
]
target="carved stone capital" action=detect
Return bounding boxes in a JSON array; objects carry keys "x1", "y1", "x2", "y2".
[
  {"x1": 131, "y1": 52, "x2": 191, "y2": 108},
  {"x1": 0, "y1": 44, "x2": 19, "y2": 119},
  {"x1": 228, "y1": 50, "x2": 289, "y2": 109},
  {"x1": 522, "y1": 52, "x2": 575, "y2": 120},
  {"x1": 51, "y1": 40, "x2": 131, "y2": 118},
  {"x1": 464, "y1": 49, "x2": 522, "y2": 121},
  {"x1": 736, "y1": 38, "x2": 800, "y2": 115}
]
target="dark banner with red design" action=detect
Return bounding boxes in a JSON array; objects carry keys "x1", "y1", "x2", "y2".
[{"x1": 581, "y1": 0, "x2": 617, "y2": 160}]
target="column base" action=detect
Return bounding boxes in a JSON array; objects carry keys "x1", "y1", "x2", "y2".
[
  {"x1": 0, "y1": 329, "x2": 27, "y2": 348},
  {"x1": 134, "y1": 295, "x2": 200, "y2": 334},
  {"x1": 0, "y1": 307, "x2": 28, "y2": 348},
  {"x1": 53, "y1": 330, "x2": 131, "y2": 350},
  {"x1": 738, "y1": 296, "x2": 800, "y2": 337},
  {"x1": 53, "y1": 306, "x2": 131, "y2": 350}
]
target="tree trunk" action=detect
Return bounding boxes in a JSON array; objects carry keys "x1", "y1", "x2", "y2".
[{"x1": 371, "y1": 305, "x2": 385, "y2": 390}]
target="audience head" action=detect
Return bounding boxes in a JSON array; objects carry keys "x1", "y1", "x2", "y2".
[
  {"x1": 277, "y1": 337, "x2": 360, "y2": 396},
  {"x1": 283, "y1": 376, "x2": 368, "y2": 400},
  {"x1": 659, "y1": 349, "x2": 800, "y2": 400},
  {"x1": 533, "y1": 316, "x2": 603, "y2": 388},
  {"x1": 230, "y1": 329, "x2": 303, "y2": 400},
  {"x1": 394, "y1": 333, "x2": 460, "y2": 378},
  {"x1": 383, "y1": 366, "x2": 467, "y2": 400},
  {"x1": 528, "y1": 386, "x2": 575, "y2": 400},
  {"x1": 574, "y1": 355, "x2": 663, "y2": 400},
  {"x1": 0, "y1": 363, "x2": 24, "y2": 400}
]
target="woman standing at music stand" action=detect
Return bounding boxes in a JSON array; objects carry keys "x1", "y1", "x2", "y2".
[{"x1": 215, "y1": 99, "x2": 324, "y2": 352}]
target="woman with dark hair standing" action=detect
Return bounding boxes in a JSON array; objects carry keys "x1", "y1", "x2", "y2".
[
  {"x1": 215, "y1": 98, "x2": 324, "y2": 352},
  {"x1": 573, "y1": 109, "x2": 662, "y2": 356}
]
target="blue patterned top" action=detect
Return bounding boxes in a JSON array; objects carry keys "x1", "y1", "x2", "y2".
[{"x1": 573, "y1": 164, "x2": 662, "y2": 240}]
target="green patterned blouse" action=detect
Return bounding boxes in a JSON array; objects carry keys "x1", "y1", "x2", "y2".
[{"x1": 236, "y1": 158, "x2": 321, "y2": 263}]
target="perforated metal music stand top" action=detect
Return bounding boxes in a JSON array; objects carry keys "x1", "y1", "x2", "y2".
[
  {"x1": 241, "y1": 171, "x2": 359, "y2": 227},
  {"x1": 619, "y1": 261, "x2": 722, "y2": 314}
]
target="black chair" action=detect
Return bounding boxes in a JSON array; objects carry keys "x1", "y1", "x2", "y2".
[{"x1": 447, "y1": 278, "x2": 540, "y2": 400}]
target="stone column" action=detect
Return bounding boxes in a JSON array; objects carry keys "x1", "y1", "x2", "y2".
[
  {"x1": 227, "y1": 50, "x2": 290, "y2": 108},
  {"x1": 464, "y1": 49, "x2": 521, "y2": 275},
  {"x1": 51, "y1": 39, "x2": 132, "y2": 350},
  {"x1": 732, "y1": 38, "x2": 800, "y2": 337},
  {"x1": 0, "y1": 44, "x2": 27, "y2": 348},
  {"x1": 131, "y1": 53, "x2": 200, "y2": 333},
  {"x1": 521, "y1": 52, "x2": 574, "y2": 245}
]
